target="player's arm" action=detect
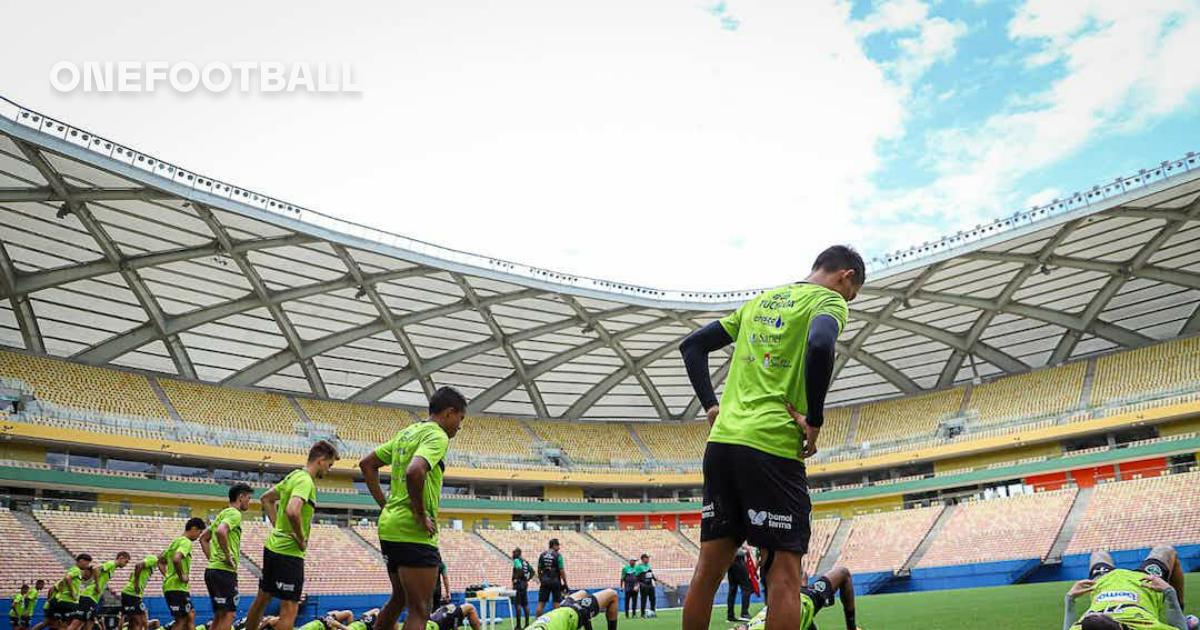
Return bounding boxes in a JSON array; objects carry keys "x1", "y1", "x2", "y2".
[
  {"x1": 1062, "y1": 580, "x2": 1094, "y2": 630},
  {"x1": 198, "y1": 526, "x2": 213, "y2": 560},
  {"x1": 1140, "y1": 576, "x2": 1188, "y2": 630},
  {"x1": 679, "y1": 322, "x2": 734, "y2": 425},
  {"x1": 558, "y1": 555, "x2": 568, "y2": 591},
  {"x1": 213, "y1": 522, "x2": 232, "y2": 563},
  {"x1": 460, "y1": 604, "x2": 482, "y2": 630},
  {"x1": 825, "y1": 568, "x2": 856, "y2": 630},
  {"x1": 796, "y1": 314, "x2": 839, "y2": 457},
  {"x1": 260, "y1": 486, "x2": 280, "y2": 527},
  {"x1": 284, "y1": 495, "x2": 308, "y2": 551},
  {"x1": 594, "y1": 590, "x2": 619, "y2": 630},
  {"x1": 405, "y1": 456, "x2": 436, "y2": 535},
  {"x1": 441, "y1": 570, "x2": 450, "y2": 599},
  {"x1": 358, "y1": 452, "x2": 388, "y2": 509},
  {"x1": 171, "y1": 551, "x2": 188, "y2": 586}
]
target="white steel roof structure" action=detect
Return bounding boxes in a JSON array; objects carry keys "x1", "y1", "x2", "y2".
[{"x1": 0, "y1": 95, "x2": 1198, "y2": 419}]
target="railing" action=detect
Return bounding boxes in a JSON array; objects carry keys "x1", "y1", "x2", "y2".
[{"x1": 2, "y1": 94, "x2": 1196, "y2": 306}]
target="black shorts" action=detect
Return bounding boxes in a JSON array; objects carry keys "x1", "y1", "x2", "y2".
[
  {"x1": 164, "y1": 592, "x2": 193, "y2": 619},
  {"x1": 380, "y1": 540, "x2": 442, "y2": 572},
  {"x1": 47, "y1": 600, "x2": 78, "y2": 622},
  {"x1": 560, "y1": 596, "x2": 599, "y2": 620},
  {"x1": 700, "y1": 442, "x2": 812, "y2": 553},
  {"x1": 537, "y1": 583, "x2": 564, "y2": 605},
  {"x1": 120, "y1": 594, "x2": 147, "y2": 616},
  {"x1": 20, "y1": 616, "x2": 32, "y2": 626},
  {"x1": 1088, "y1": 558, "x2": 1173, "y2": 581},
  {"x1": 260, "y1": 548, "x2": 305, "y2": 601},
  {"x1": 513, "y1": 585, "x2": 528, "y2": 607},
  {"x1": 205, "y1": 568, "x2": 240, "y2": 612},
  {"x1": 801, "y1": 577, "x2": 835, "y2": 613},
  {"x1": 78, "y1": 597, "x2": 99, "y2": 622}
]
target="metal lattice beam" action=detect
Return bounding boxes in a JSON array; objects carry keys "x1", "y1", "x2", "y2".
[
  {"x1": 14, "y1": 139, "x2": 197, "y2": 378},
  {"x1": 0, "y1": 187, "x2": 173, "y2": 203},
  {"x1": 334, "y1": 245, "x2": 437, "y2": 399},
  {"x1": 348, "y1": 304, "x2": 643, "y2": 403},
  {"x1": 562, "y1": 338, "x2": 679, "y2": 419},
  {"x1": 561, "y1": 296, "x2": 670, "y2": 420},
  {"x1": 193, "y1": 203, "x2": 326, "y2": 396},
  {"x1": 0, "y1": 240, "x2": 43, "y2": 353}
]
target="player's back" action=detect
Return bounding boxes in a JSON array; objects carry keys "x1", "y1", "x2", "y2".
[
  {"x1": 528, "y1": 605, "x2": 580, "y2": 630},
  {"x1": 1072, "y1": 569, "x2": 1171, "y2": 630},
  {"x1": 745, "y1": 599, "x2": 816, "y2": 630}
]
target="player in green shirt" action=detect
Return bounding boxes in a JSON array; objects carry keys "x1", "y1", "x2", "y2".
[
  {"x1": 736, "y1": 566, "x2": 859, "y2": 630},
  {"x1": 425, "y1": 602, "x2": 481, "y2": 630},
  {"x1": 633, "y1": 555, "x2": 655, "y2": 618},
  {"x1": 16, "y1": 580, "x2": 45, "y2": 630},
  {"x1": 159, "y1": 517, "x2": 206, "y2": 630},
  {"x1": 244, "y1": 440, "x2": 340, "y2": 630},
  {"x1": 679, "y1": 245, "x2": 861, "y2": 630},
  {"x1": 10, "y1": 584, "x2": 31, "y2": 630},
  {"x1": 527, "y1": 589, "x2": 618, "y2": 630},
  {"x1": 121, "y1": 554, "x2": 160, "y2": 630},
  {"x1": 1064, "y1": 546, "x2": 1188, "y2": 630},
  {"x1": 50, "y1": 554, "x2": 94, "y2": 630},
  {"x1": 359, "y1": 387, "x2": 466, "y2": 630},
  {"x1": 200, "y1": 483, "x2": 254, "y2": 630},
  {"x1": 80, "y1": 552, "x2": 131, "y2": 630}
]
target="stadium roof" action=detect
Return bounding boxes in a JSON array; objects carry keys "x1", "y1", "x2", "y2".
[{"x1": 0, "y1": 95, "x2": 1198, "y2": 419}]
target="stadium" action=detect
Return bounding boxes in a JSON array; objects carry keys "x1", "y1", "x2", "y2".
[{"x1": 0, "y1": 88, "x2": 1199, "y2": 630}]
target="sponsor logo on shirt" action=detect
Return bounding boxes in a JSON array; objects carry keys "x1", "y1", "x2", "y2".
[
  {"x1": 752, "y1": 315, "x2": 785, "y2": 329},
  {"x1": 749, "y1": 332, "x2": 784, "y2": 346},
  {"x1": 275, "y1": 582, "x2": 295, "y2": 592},
  {"x1": 1095, "y1": 591, "x2": 1138, "y2": 603},
  {"x1": 701, "y1": 504, "x2": 715, "y2": 519}
]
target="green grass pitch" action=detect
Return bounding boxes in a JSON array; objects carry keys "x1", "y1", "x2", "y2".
[{"x1": 609, "y1": 574, "x2": 1199, "y2": 630}]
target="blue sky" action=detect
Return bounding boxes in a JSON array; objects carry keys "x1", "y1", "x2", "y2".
[{"x1": 2, "y1": 0, "x2": 1198, "y2": 291}]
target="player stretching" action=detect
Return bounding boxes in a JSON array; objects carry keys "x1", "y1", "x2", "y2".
[
  {"x1": 295, "y1": 610, "x2": 355, "y2": 630},
  {"x1": 679, "y1": 245, "x2": 860, "y2": 630},
  {"x1": 244, "y1": 441, "x2": 340, "y2": 630},
  {"x1": 359, "y1": 387, "x2": 466, "y2": 630},
  {"x1": 1064, "y1": 545, "x2": 1188, "y2": 630},
  {"x1": 527, "y1": 590, "x2": 618, "y2": 630},
  {"x1": 80, "y1": 552, "x2": 130, "y2": 630},
  {"x1": 121, "y1": 554, "x2": 160, "y2": 630},
  {"x1": 49, "y1": 554, "x2": 94, "y2": 630},
  {"x1": 10, "y1": 583, "x2": 32, "y2": 630},
  {"x1": 735, "y1": 567, "x2": 859, "y2": 630},
  {"x1": 160, "y1": 517, "x2": 206, "y2": 630},
  {"x1": 426, "y1": 602, "x2": 482, "y2": 630},
  {"x1": 200, "y1": 483, "x2": 253, "y2": 630}
]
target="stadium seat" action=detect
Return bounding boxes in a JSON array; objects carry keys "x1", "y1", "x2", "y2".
[
  {"x1": 449, "y1": 416, "x2": 542, "y2": 463},
  {"x1": 525, "y1": 421, "x2": 645, "y2": 466},
  {"x1": 835, "y1": 505, "x2": 943, "y2": 573},
  {"x1": 631, "y1": 423, "x2": 708, "y2": 464},
  {"x1": 1066, "y1": 469, "x2": 1200, "y2": 554},
  {"x1": 0, "y1": 350, "x2": 167, "y2": 420},
  {"x1": 966, "y1": 362, "x2": 1085, "y2": 425},
  {"x1": 917, "y1": 489, "x2": 1077, "y2": 568},
  {"x1": 241, "y1": 519, "x2": 392, "y2": 594},
  {"x1": 804, "y1": 517, "x2": 840, "y2": 578},
  {"x1": 1091, "y1": 337, "x2": 1200, "y2": 405},
  {"x1": 854, "y1": 389, "x2": 964, "y2": 444},
  {"x1": 0, "y1": 507, "x2": 66, "y2": 596},
  {"x1": 158, "y1": 378, "x2": 304, "y2": 435},
  {"x1": 588, "y1": 528, "x2": 697, "y2": 586},
  {"x1": 296, "y1": 397, "x2": 414, "y2": 447},
  {"x1": 352, "y1": 524, "x2": 511, "y2": 591}
]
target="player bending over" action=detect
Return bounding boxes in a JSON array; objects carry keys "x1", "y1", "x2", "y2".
[
  {"x1": 736, "y1": 567, "x2": 859, "y2": 630},
  {"x1": 425, "y1": 603, "x2": 481, "y2": 630},
  {"x1": 1064, "y1": 545, "x2": 1188, "y2": 630},
  {"x1": 528, "y1": 589, "x2": 618, "y2": 630},
  {"x1": 294, "y1": 611, "x2": 355, "y2": 630}
]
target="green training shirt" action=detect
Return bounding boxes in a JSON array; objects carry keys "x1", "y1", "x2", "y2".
[
  {"x1": 52, "y1": 567, "x2": 84, "y2": 604},
  {"x1": 347, "y1": 622, "x2": 369, "y2": 630},
  {"x1": 709, "y1": 283, "x2": 848, "y2": 461},
  {"x1": 265, "y1": 469, "x2": 317, "y2": 559},
  {"x1": 375, "y1": 422, "x2": 449, "y2": 547},
  {"x1": 207, "y1": 507, "x2": 244, "y2": 572},
  {"x1": 297, "y1": 621, "x2": 325, "y2": 630},
  {"x1": 83, "y1": 560, "x2": 117, "y2": 600},
  {"x1": 528, "y1": 606, "x2": 581, "y2": 630},
  {"x1": 122, "y1": 555, "x2": 159, "y2": 597},
  {"x1": 9, "y1": 592, "x2": 25, "y2": 617},
  {"x1": 747, "y1": 598, "x2": 816, "y2": 630},
  {"x1": 1070, "y1": 569, "x2": 1171, "y2": 630},
  {"x1": 22, "y1": 589, "x2": 37, "y2": 614},
  {"x1": 161, "y1": 536, "x2": 194, "y2": 593}
]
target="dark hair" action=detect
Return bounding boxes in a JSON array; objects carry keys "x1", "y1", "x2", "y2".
[
  {"x1": 1080, "y1": 615, "x2": 1122, "y2": 630},
  {"x1": 229, "y1": 482, "x2": 254, "y2": 502},
  {"x1": 20, "y1": 584, "x2": 29, "y2": 591},
  {"x1": 76, "y1": 553, "x2": 92, "y2": 562},
  {"x1": 35, "y1": 580, "x2": 45, "y2": 587},
  {"x1": 116, "y1": 551, "x2": 130, "y2": 560},
  {"x1": 308, "y1": 440, "x2": 340, "y2": 463},
  {"x1": 429, "y1": 386, "x2": 467, "y2": 415},
  {"x1": 640, "y1": 554, "x2": 649, "y2": 560},
  {"x1": 548, "y1": 538, "x2": 560, "y2": 549},
  {"x1": 185, "y1": 517, "x2": 206, "y2": 532},
  {"x1": 812, "y1": 245, "x2": 866, "y2": 286},
  {"x1": 512, "y1": 548, "x2": 522, "y2": 558}
]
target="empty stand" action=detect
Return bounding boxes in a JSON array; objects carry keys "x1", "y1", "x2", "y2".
[
  {"x1": 297, "y1": 398, "x2": 413, "y2": 447},
  {"x1": 855, "y1": 389, "x2": 964, "y2": 444},
  {"x1": 836, "y1": 505, "x2": 943, "y2": 573},
  {"x1": 241, "y1": 520, "x2": 391, "y2": 594},
  {"x1": 526, "y1": 421, "x2": 644, "y2": 466},
  {"x1": 804, "y1": 517, "x2": 840, "y2": 578},
  {"x1": 679, "y1": 526, "x2": 701, "y2": 549},
  {"x1": 450, "y1": 416, "x2": 540, "y2": 463},
  {"x1": 632, "y1": 423, "x2": 708, "y2": 463},
  {"x1": 967, "y1": 362, "x2": 1085, "y2": 424},
  {"x1": 159, "y1": 378, "x2": 303, "y2": 435},
  {"x1": 1092, "y1": 337, "x2": 1200, "y2": 405},
  {"x1": 1066, "y1": 470, "x2": 1200, "y2": 554},
  {"x1": 353, "y1": 524, "x2": 510, "y2": 591},
  {"x1": 476, "y1": 529, "x2": 618, "y2": 589},
  {"x1": 588, "y1": 528, "x2": 697, "y2": 586},
  {"x1": 0, "y1": 350, "x2": 166, "y2": 420},
  {"x1": 33, "y1": 509, "x2": 257, "y2": 597},
  {"x1": 917, "y1": 489, "x2": 1077, "y2": 568},
  {"x1": 0, "y1": 508, "x2": 66, "y2": 595}
]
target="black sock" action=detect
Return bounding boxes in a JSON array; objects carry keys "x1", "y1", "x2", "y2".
[{"x1": 607, "y1": 620, "x2": 617, "y2": 630}]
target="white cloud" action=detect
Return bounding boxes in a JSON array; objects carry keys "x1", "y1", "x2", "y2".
[
  {"x1": 854, "y1": 0, "x2": 968, "y2": 88},
  {"x1": 857, "y1": 0, "x2": 1200, "y2": 255}
]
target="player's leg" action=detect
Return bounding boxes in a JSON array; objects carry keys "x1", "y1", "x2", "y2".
[
  {"x1": 272, "y1": 602, "x2": 298, "y2": 630},
  {"x1": 396, "y1": 567, "x2": 438, "y2": 630},
  {"x1": 593, "y1": 590, "x2": 619, "y2": 629},
  {"x1": 242, "y1": 591, "x2": 274, "y2": 630},
  {"x1": 1088, "y1": 550, "x2": 1116, "y2": 580},
  {"x1": 1143, "y1": 545, "x2": 1184, "y2": 606},
  {"x1": 684, "y1": 443, "x2": 747, "y2": 630},
  {"x1": 534, "y1": 584, "x2": 551, "y2": 617},
  {"x1": 458, "y1": 604, "x2": 481, "y2": 630},
  {"x1": 739, "y1": 583, "x2": 750, "y2": 620},
  {"x1": 647, "y1": 587, "x2": 655, "y2": 614},
  {"x1": 207, "y1": 569, "x2": 238, "y2": 630},
  {"x1": 374, "y1": 565, "x2": 406, "y2": 630},
  {"x1": 762, "y1": 550, "x2": 805, "y2": 630}
]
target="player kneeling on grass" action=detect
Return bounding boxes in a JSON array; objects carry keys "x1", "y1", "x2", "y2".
[
  {"x1": 425, "y1": 603, "x2": 482, "y2": 630},
  {"x1": 735, "y1": 567, "x2": 859, "y2": 630},
  {"x1": 1064, "y1": 545, "x2": 1191, "y2": 630},
  {"x1": 527, "y1": 589, "x2": 618, "y2": 630}
]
